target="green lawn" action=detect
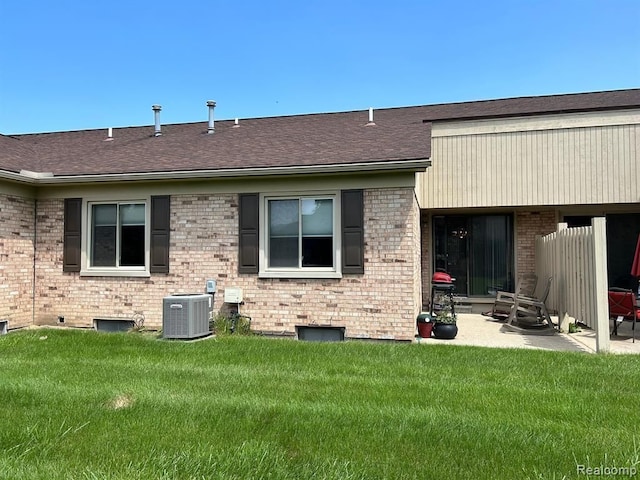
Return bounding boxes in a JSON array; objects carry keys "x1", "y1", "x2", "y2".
[{"x1": 1, "y1": 329, "x2": 639, "y2": 480}]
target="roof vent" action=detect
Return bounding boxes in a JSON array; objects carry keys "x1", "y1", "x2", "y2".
[
  {"x1": 152, "y1": 105, "x2": 162, "y2": 136},
  {"x1": 104, "y1": 127, "x2": 114, "y2": 141},
  {"x1": 206, "y1": 100, "x2": 216, "y2": 134},
  {"x1": 232, "y1": 117, "x2": 239, "y2": 128},
  {"x1": 366, "y1": 107, "x2": 376, "y2": 126}
]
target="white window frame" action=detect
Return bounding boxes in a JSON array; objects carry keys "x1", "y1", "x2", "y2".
[
  {"x1": 259, "y1": 191, "x2": 342, "y2": 279},
  {"x1": 80, "y1": 197, "x2": 151, "y2": 277}
]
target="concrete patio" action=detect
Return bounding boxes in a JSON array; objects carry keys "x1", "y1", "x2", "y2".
[{"x1": 416, "y1": 313, "x2": 640, "y2": 354}]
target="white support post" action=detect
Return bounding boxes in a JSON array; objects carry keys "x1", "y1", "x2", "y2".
[
  {"x1": 556, "y1": 223, "x2": 569, "y2": 331},
  {"x1": 592, "y1": 217, "x2": 610, "y2": 353}
]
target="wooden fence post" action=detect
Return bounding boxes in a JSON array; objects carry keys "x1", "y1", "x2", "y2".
[
  {"x1": 592, "y1": 217, "x2": 610, "y2": 353},
  {"x1": 556, "y1": 223, "x2": 569, "y2": 330}
]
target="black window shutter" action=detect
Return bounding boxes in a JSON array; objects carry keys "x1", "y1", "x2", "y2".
[
  {"x1": 150, "y1": 195, "x2": 170, "y2": 273},
  {"x1": 63, "y1": 198, "x2": 82, "y2": 272},
  {"x1": 341, "y1": 190, "x2": 364, "y2": 274},
  {"x1": 238, "y1": 193, "x2": 259, "y2": 274}
]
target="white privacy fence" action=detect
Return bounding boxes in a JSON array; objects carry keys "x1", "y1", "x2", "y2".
[{"x1": 535, "y1": 218, "x2": 610, "y2": 352}]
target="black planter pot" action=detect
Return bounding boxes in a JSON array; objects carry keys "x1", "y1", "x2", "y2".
[{"x1": 432, "y1": 322, "x2": 458, "y2": 339}]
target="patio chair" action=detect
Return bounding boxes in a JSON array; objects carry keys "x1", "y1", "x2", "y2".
[
  {"x1": 608, "y1": 288, "x2": 638, "y2": 343},
  {"x1": 505, "y1": 277, "x2": 554, "y2": 330},
  {"x1": 483, "y1": 273, "x2": 538, "y2": 320}
]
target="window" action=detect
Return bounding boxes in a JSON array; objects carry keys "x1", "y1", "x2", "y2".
[
  {"x1": 261, "y1": 194, "x2": 340, "y2": 277},
  {"x1": 63, "y1": 196, "x2": 169, "y2": 276},
  {"x1": 238, "y1": 190, "x2": 363, "y2": 277},
  {"x1": 268, "y1": 197, "x2": 334, "y2": 268},
  {"x1": 88, "y1": 202, "x2": 147, "y2": 272}
]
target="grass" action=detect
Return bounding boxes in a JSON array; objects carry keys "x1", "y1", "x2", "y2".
[{"x1": 1, "y1": 329, "x2": 639, "y2": 479}]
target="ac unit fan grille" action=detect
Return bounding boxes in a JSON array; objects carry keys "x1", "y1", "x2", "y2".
[{"x1": 162, "y1": 294, "x2": 211, "y2": 339}]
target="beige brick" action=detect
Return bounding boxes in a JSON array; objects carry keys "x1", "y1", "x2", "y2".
[
  {"x1": 516, "y1": 211, "x2": 557, "y2": 276},
  {"x1": 0, "y1": 194, "x2": 35, "y2": 328},
  {"x1": 31, "y1": 189, "x2": 421, "y2": 340}
]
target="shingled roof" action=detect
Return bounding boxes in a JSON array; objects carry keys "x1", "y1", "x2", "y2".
[
  {"x1": 1, "y1": 107, "x2": 431, "y2": 177},
  {"x1": 1, "y1": 88, "x2": 638, "y2": 180},
  {"x1": 416, "y1": 87, "x2": 640, "y2": 122},
  {"x1": 0, "y1": 134, "x2": 38, "y2": 173}
]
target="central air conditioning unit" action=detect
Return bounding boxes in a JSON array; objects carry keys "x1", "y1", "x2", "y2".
[{"x1": 162, "y1": 293, "x2": 211, "y2": 339}]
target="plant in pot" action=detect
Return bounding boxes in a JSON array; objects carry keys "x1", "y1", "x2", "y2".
[{"x1": 432, "y1": 303, "x2": 458, "y2": 339}]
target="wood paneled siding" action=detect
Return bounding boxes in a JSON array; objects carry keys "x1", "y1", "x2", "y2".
[{"x1": 417, "y1": 111, "x2": 640, "y2": 209}]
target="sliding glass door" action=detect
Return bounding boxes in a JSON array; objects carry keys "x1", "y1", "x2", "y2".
[{"x1": 433, "y1": 214, "x2": 514, "y2": 296}]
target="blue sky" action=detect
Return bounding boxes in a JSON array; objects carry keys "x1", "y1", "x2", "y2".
[{"x1": 0, "y1": 0, "x2": 638, "y2": 134}]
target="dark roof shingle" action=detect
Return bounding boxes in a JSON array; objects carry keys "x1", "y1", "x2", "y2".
[
  {"x1": 5, "y1": 108, "x2": 431, "y2": 176},
  {"x1": 0, "y1": 134, "x2": 38, "y2": 173},
  {"x1": 415, "y1": 88, "x2": 640, "y2": 122},
  {"x1": 2, "y1": 88, "x2": 638, "y2": 177}
]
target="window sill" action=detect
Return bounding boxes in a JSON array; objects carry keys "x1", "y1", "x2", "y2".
[
  {"x1": 80, "y1": 268, "x2": 151, "y2": 278},
  {"x1": 259, "y1": 270, "x2": 342, "y2": 280}
]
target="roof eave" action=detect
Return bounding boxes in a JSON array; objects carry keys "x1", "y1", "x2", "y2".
[
  {"x1": 0, "y1": 159, "x2": 431, "y2": 185},
  {"x1": 0, "y1": 170, "x2": 38, "y2": 184},
  {"x1": 421, "y1": 104, "x2": 640, "y2": 124}
]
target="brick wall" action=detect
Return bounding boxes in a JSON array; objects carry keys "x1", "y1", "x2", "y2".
[
  {"x1": 515, "y1": 211, "x2": 557, "y2": 276},
  {"x1": 34, "y1": 195, "x2": 241, "y2": 328},
  {"x1": 412, "y1": 194, "x2": 422, "y2": 327},
  {"x1": 420, "y1": 212, "x2": 431, "y2": 309},
  {"x1": 0, "y1": 194, "x2": 35, "y2": 328},
  {"x1": 34, "y1": 187, "x2": 421, "y2": 340}
]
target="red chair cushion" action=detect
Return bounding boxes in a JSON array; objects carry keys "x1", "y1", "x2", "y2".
[{"x1": 608, "y1": 290, "x2": 639, "y2": 321}]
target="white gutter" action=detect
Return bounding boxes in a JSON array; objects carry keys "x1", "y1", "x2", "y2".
[
  {"x1": 0, "y1": 158, "x2": 431, "y2": 185},
  {"x1": 20, "y1": 169, "x2": 54, "y2": 178},
  {"x1": 0, "y1": 170, "x2": 38, "y2": 184}
]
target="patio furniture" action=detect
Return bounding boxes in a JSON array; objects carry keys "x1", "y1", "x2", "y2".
[
  {"x1": 608, "y1": 288, "x2": 638, "y2": 343},
  {"x1": 484, "y1": 273, "x2": 538, "y2": 320},
  {"x1": 505, "y1": 277, "x2": 554, "y2": 331}
]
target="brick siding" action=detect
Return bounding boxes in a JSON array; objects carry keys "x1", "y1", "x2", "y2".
[
  {"x1": 0, "y1": 194, "x2": 35, "y2": 329},
  {"x1": 420, "y1": 212, "x2": 431, "y2": 309},
  {"x1": 33, "y1": 187, "x2": 421, "y2": 341},
  {"x1": 515, "y1": 211, "x2": 557, "y2": 276}
]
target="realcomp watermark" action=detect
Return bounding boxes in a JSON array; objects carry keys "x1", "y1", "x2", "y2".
[{"x1": 576, "y1": 464, "x2": 637, "y2": 477}]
